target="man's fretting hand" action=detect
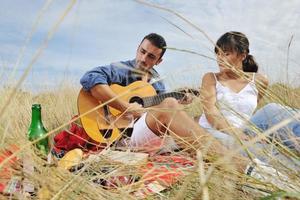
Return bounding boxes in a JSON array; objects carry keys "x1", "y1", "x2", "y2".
[{"x1": 178, "y1": 93, "x2": 194, "y2": 105}]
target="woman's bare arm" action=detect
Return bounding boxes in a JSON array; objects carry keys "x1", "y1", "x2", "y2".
[
  {"x1": 200, "y1": 73, "x2": 237, "y2": 133},
  {"x1": 255, "y1": 73, "x2": 269, "y2": 103}
]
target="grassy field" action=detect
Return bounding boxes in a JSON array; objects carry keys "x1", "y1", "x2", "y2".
[{"x1": 0, "y1": 82, "x2": 299, "y2": 199}]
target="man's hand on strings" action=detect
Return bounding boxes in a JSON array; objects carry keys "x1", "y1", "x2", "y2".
[{"x1": 125, "y1": 102, "x2": 144, "y2": 119}]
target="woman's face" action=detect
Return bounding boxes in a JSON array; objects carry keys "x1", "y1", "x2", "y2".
[{"x1": 216, "y1": 50, "x2": 245, "y2": 72}]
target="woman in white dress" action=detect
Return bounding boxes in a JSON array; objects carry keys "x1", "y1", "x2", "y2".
[{"x1": 199, "y1": 31, "x2": 299, "y2": 155}]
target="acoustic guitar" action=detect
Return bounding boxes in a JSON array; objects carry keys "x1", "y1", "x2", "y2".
[{"x1": 77, "y1": 81, "x2": 184, "y2": 143}]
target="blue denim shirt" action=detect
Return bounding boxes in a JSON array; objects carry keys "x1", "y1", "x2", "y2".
[{"x1": 80, "y1": 59, "x2": 165, "y2": 94}]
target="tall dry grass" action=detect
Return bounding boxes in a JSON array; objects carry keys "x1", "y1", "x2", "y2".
[
  {"x1": 0, "y1": 1, "x2": 299, "y2": 199},
  {"x1": 0, "y1": 82, "x2": 299, "y2": 199}
]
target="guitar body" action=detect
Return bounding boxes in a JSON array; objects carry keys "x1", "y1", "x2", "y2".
[{"x1": 77, "y1": 81, "x2": 157, "y2": 143}]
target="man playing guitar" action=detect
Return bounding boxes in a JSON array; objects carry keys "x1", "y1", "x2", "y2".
[{"x1": 79, "y1": 33, "x2": 201, "y2": 152}]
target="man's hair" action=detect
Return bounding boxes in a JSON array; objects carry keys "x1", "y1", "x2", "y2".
[{"x1": 141, "y1": 33, "x2": 167, "y2": 59}]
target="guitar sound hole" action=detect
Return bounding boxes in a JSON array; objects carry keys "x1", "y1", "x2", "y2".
[
  {"x1": 100, "y1": 129, "x2": 113, "y2": 139},
  {"x1": 129, "y1": 97, "x2": 144, "y2": 107}
]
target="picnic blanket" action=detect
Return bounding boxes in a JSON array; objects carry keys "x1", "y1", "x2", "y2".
[
  {"x1": 90, "y1": 153, "x2": 195, "y2": 198},
  {"x1": 52, "y1": 116, "x2": 195, "y2": 198}
]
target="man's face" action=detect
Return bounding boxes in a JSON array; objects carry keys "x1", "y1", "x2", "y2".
[{"x1": 135, "y1": 39, "x2": 163, "y2": 71}]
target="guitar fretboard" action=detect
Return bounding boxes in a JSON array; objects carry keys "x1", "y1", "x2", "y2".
[{"x1": 142, "y1": 92, "x2": 184, "y2": 108}]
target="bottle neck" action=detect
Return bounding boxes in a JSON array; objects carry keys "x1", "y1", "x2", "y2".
[
  {"x1": 30, "y1": 104, "x2": 43, "y2": 128},
  {"x1": 31, "y1": 107, "x2": 43, "y2": 126}
]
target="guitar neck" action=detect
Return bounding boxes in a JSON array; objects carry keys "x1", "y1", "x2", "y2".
[{"x1": 142, "y1": 92, "x2": 184, "y2": 107}]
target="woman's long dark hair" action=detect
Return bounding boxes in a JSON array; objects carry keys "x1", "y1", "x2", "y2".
[{"x1": 214, "y1": 31, "x2": 258, "y2": 72}]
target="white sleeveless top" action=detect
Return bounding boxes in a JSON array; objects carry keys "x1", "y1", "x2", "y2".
[{"x1": 199, "y1": 73, "x2": 258, "y2": 129}]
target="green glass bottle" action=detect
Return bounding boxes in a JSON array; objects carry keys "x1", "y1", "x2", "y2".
[{"x1": 28, "y1": 104, "x2": 49, "y2": 155}]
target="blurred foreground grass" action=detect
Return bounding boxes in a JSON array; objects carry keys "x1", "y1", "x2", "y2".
[{"x1": 0, "y1": 83, "x2": 299, "y2": 199}]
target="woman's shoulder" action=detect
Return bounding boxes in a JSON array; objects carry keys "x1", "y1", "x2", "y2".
[
  {"x1": 243, "y1": 72, "x2": 268, "y2": 83},
  {"x1": 254, "y1": 73, "x2": 268, "y2": 85},
  {"x1": 202, "y1": 72, "x2": 219, "y2": 80},
  {"x1": 202, "y1": 72, "x2": 217, "y2": 84}
]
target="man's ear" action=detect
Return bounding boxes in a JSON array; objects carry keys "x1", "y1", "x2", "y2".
[{"x1": 156, "y1": 58, "x2": 163, "y2": 65}]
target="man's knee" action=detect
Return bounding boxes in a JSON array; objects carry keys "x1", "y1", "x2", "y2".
[
  {"x1": 159, "y1": 97, "x2": 181, "y2": 109},
  {"x1": 150, "y1": 98, "x2": 182, "y2": 124}
]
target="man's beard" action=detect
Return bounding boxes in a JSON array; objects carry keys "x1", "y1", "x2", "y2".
[{"x1": 136, "y1": 61, "x2": 148, "y2": 72}]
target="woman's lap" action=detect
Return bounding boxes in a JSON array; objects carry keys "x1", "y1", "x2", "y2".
[{"x1": 248, "y1": 103, "x2": 300, "y2": 151}]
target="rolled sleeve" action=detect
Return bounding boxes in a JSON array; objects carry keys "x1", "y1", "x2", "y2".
[
  {"x1": 80, "y1": 67, "x2": 107, "y2": 91},
  {"x1": 80, "y1": 65, "x2": 122, "y2": 91}
]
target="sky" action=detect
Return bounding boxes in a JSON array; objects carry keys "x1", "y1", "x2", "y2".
[{"x1": 1, "y1": 0, "x2": 300, "y2": 93}]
